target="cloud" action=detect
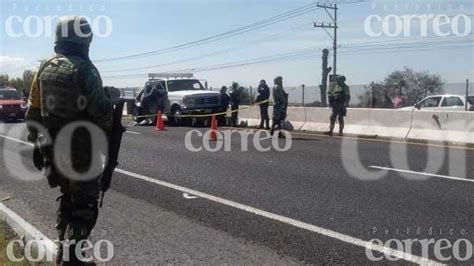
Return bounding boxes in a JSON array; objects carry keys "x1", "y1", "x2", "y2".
[{"x1": 0, "y1": 56, "x2": 37, "y2": 76}]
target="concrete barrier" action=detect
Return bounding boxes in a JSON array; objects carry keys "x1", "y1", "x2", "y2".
[
  {"x1": 408, "y1": 110, "x2": 474, "y2": 143},
  {"x1": 239, "y1": 106, "x2": 474, "y2": 144}
]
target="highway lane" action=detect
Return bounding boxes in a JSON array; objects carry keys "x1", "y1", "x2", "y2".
[
  {"x1": 1, "y1": 121, "x2": 473, "y2": 264},
  {"x1": 116, "y1": 125, "x2": 474, "y2": 263}
]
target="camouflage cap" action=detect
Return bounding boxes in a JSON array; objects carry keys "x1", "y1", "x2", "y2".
[
  {"x1": 274, "y1": 76, "x2": 283, "y2": 83},
  {"x1": 55, "y1": 16, "x2": 93, "y2": 45}
]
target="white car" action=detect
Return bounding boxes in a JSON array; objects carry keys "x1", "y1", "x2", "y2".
[{"x1": 401, "y1": 95, "x2": 473, "y2": 111}]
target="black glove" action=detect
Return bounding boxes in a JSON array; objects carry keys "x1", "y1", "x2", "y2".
[{"x1": 33, "y1": 145, "x2": 44, "y2": 171}]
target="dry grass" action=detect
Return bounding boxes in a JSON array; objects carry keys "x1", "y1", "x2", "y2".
[{"x1": 0, "y1": 221, "x2": 52, "y2": 265}]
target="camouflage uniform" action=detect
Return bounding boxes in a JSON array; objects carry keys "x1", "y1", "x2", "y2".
[
  {"x1": 326, "y1": 75, "x2": 350, "y2": 136},
  {"x1": 25, "y1": 16, "x2": 112, "y2": 265},
  {"x1": 270, "y1": 76, "x2": 288, "y2": 137},
  {"x1": 229, "y1": 82, "x2": 240, "y2": 127},
  {"x1": 219, "y1": 86, "x2": 230, "y2": 125},
  {"x1": 256, "y1": 80, "x2": 270, "y2": 129}
]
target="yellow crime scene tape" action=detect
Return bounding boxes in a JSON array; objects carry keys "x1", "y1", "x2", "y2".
[{"x1": 124, "y1": 99, "x2": 270, "y2": 119}]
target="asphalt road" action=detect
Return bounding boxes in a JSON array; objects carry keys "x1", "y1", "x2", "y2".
[{"x1": 0, "y1": 121, "x2": 473, "y2": 264}]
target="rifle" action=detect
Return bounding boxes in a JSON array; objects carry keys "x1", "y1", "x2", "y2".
[{"x1": 100, "y1": 88, "x2": 126, "y2": 207}]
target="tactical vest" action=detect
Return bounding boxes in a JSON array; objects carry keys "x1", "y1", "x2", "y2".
[
  {"x1": 39, "y1": 56, "x2": 88, "y2": 131},
  {"x1": 328, "y1": 82, "x2": 346, "y2": 102}
]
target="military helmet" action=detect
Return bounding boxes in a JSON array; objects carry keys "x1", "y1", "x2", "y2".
[
  {"x1": 337, "y1": 75, "x2": 346, "y2": 82},
  {"x1": 274, "y1": 76, "x2": 283, "y2": 83},
  {"x1": 55, "y1": 16, "x2": 93, "y2": 45}
]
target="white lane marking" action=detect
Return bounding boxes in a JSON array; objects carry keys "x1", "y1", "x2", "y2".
[
  {"x1": 369, "y1": 166, "x2": 474, "y2": 183},
  {"x1": 125, "y1": 131, "x2": 141, "y2": 135},
  {"x1": 0, "y1": 134, "x2": 442, "y2": 265},
  {"x1": 114, "y1": 169, "x2": 440, "y2": 265},
  {"x1": 0, "y1": 203, "x2": 57, "y2": 258},
  {"x1": 183, "y1": 193, "x2": 199, "y2": 199}
]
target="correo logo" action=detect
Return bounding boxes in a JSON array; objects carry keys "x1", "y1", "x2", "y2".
[
  {"x1": 4, "y1": 15, "x2": 113, "y2": 38},
  {"x1": 364, "y1": 14, "x2": 471, "y2": 37}
]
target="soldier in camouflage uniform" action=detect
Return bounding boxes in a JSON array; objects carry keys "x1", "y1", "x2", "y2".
[
  {"x1": 270, "y1": 76, "x2": 288, "y2": 138},
  {"x1": 325, "y1": 75, "x2": 350, "y2": 136},
  {"x1": 229, "y1": 82, "x2": 241, "y2": 127},
  {"x1": 25, "y1": 16, "x2": 113, "y2": 265}
]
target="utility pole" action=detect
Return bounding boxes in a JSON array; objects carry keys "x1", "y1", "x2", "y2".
[
  {"x1": 466, "y1": 79, "x2": 470, "y2": 111},
  {"x1": 249, "y1": 86, "x2": 253, "y2": 104},
  {"x1": 302, "y1": 84, "x2": 305, "y2": 107},
  {"x1": 314, "y1": 3, "x2": 338, "y2": 75},
  {"x1": 370, "y1": 82, "x2": 374, "y2": 109}
]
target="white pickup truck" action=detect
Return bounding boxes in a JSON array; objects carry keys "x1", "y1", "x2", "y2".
[{"x1": 133, "y1": 73, "x2": 223, "y2": 125}]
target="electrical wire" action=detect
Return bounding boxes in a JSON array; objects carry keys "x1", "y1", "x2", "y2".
[
  {"x1": 94, "y1": 3, "x2": 320, "y2": 63},
  {"x1": 102, "y1": 38, "x2": 472, "y2": 79},
  {"x1": 101, "y1": 23, "x2": 313, "y2": 73}
]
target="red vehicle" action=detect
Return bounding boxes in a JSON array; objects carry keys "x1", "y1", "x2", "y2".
[{"x1": 0, "y1": 88, "x2": 27, "y2": 121}]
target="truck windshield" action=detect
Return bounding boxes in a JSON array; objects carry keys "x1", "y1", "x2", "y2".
[
  {"x1": 0, "y1": 90, "x2": 20, "y2": 100},
  {"x1": 167, "y1": 80, "x2": 204, "y2": 92}
]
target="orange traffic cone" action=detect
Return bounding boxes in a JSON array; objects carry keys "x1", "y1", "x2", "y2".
[
  {"x1": 155, "y1": 111, "x2": 166, "y2": 131},
  {"x1": 209, "y1": 115, "x2": 218, "y2": 141}
]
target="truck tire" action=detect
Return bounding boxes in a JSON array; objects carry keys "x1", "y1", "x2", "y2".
[
  {"x1": 132, "y1": 107, "x2": 145, "y2": 123},
  {"x1": 168, "y1": 106, "x2": 182, "y2": 126}
]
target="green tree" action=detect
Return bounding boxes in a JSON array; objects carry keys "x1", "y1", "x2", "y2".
[
  {"x1": 359, "y1": 67, "x2": 444, "y2": 108},
  {"x1": 9, "y1": 77, "x2": 24, "y2": 92},
  {"x1": 0, "y1": 74, "x2": 9, "y2": 87},
  {"x1": 359, "y1": 82, "x2": 388, "y2": 108},
  {"x1": 22, "y1": 70, "x2": 34, "y2": 95}
]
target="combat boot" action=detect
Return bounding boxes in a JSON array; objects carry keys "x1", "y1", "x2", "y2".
[
  {"x1": 338, "y1": 121, "x2": 344, "y2": 136},
  {"x1": 270, "y1": 124, "x2": 275, "y2": 136},
  {"x1": 324, "y1": 122, "x2": 335, "y2": 136}
]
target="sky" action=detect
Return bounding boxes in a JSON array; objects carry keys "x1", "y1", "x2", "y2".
[{"x1": 0, "y1": 0, "x2": 473, "y2": 90}]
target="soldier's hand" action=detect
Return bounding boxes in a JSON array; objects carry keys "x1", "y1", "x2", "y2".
[{"x1": 33, "y1": 146, "x2": 44, "y2": 171}]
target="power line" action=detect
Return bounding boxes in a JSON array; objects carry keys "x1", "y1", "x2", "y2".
[
  {"x1": 94, "y1": 3, "x2": 320, "y2": 63},
  {"x1": 104, "y1": 46, "x2": 320, "y2": 77},
  {"x1": 102, "y1": 47, "x2": 321, "y2": 79},
  {"x1": 103, "y1": 39, "x2": 472, "y2": 79},
  {"x1": 101, "y1": 23, "x2": 313, "y2": 73},
  {"x1": 340, "y1": 33, "x2": 473, "y2": 50},
  {"x1": 102, "y1": 34, "x2": 472, "y2": 75}
]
